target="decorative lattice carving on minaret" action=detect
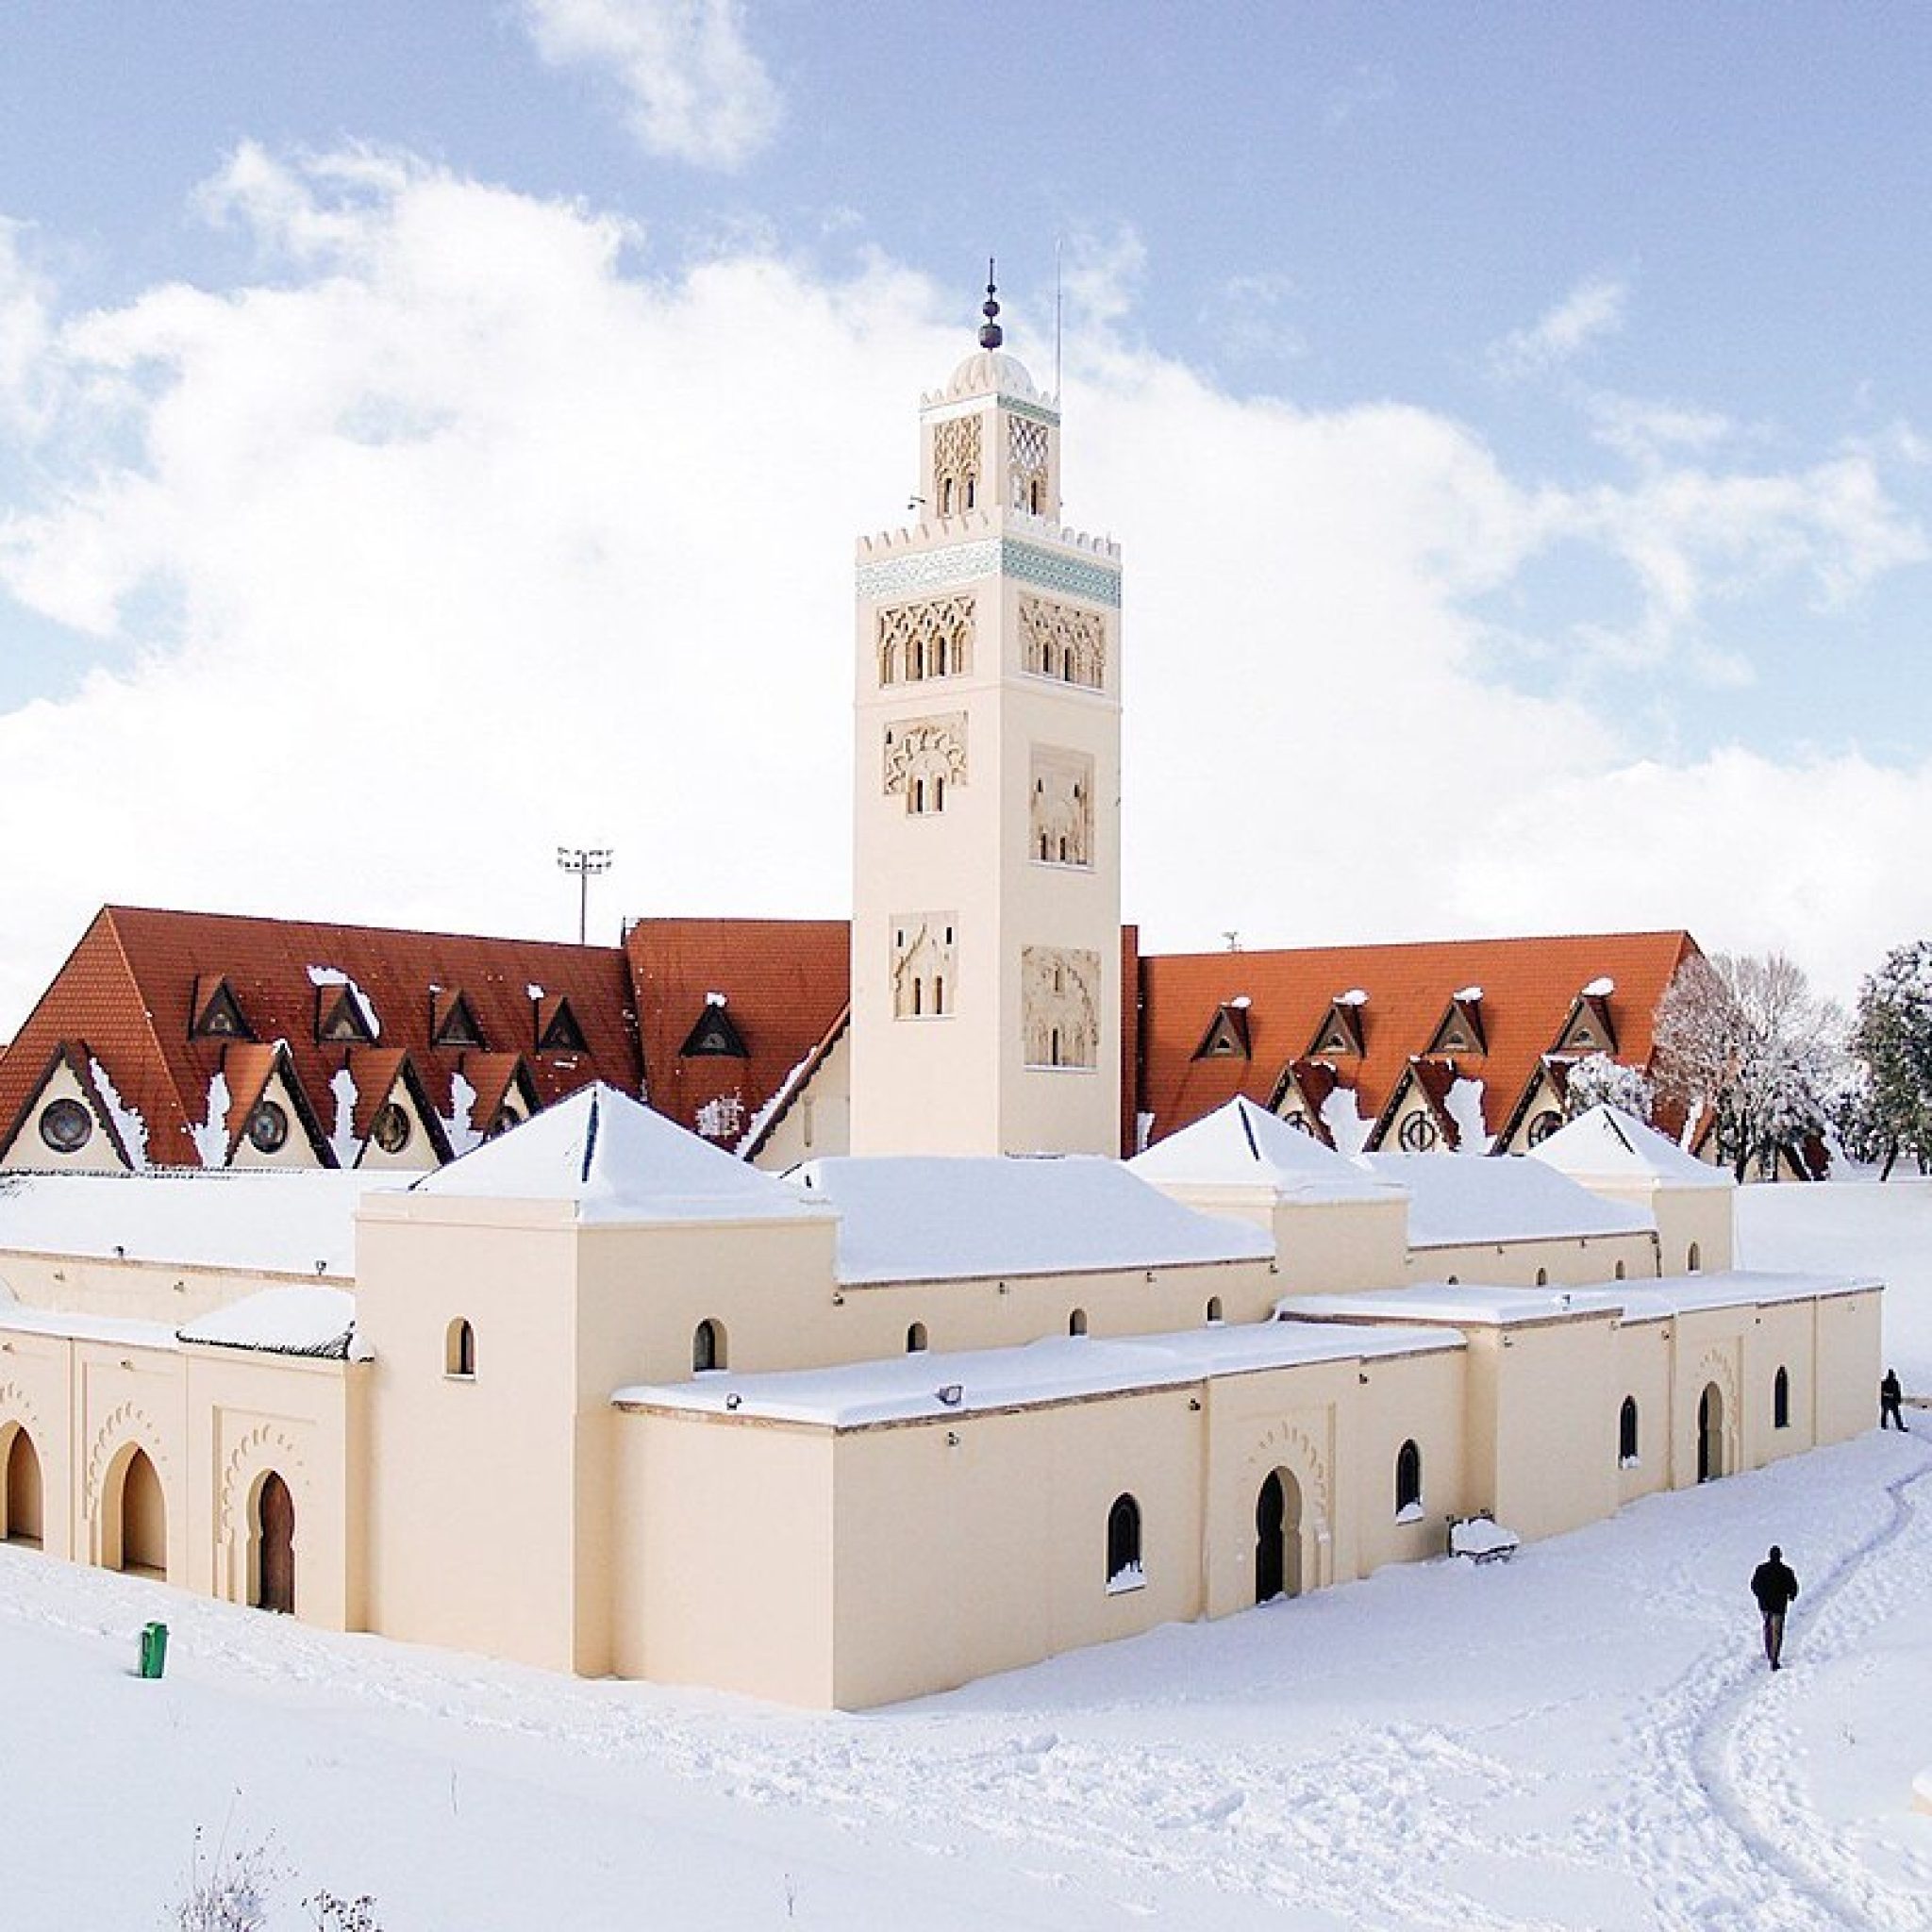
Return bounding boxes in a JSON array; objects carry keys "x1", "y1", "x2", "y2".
[
  {"x1": 1019, "y1": 593, "x2": 1105, "y2": 689},
  {"x1": 1022, "y1": 946, "x2": 1099, "y2": 1068},
  {"x1": 883, "y1": 715, "x2": 968, "y2": 814},
  {"x1": 877, "y1": 593, "x2": 975, "y2": 685},
  {"x1": 891, "y1": 915, "x2": 957, "y2": 1020},
  {"x1": 931, "y1": 415, "x2": 982, "y2": 518},
  {"x1": 1008, "y1": 416, "x2": 1050, "y2": 513},
  {"x1": 1029, "y1": 747, "x2": 1092, "y2": 865}
]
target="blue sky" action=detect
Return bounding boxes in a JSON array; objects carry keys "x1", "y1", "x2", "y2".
[{"x1": 1, "y1": 3, "x2": 1928, "y2": 1026}]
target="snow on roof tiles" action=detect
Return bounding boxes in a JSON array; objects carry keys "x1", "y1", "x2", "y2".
[
  {"x1": 1357, "y1": 1152, "x2": 1654, "y2": 1247},
  {"x1": 408, "y1": 1083, "x2": 824, "y2": 1224},
  {"x1": 177, "y1": 1286, "x2": 366, "y2": 1359},
  {"x1": 612, "y1": 1318, "x2": 1457, "y2": 1427},
  {"x1": 1528, "y1": 1105, "x2": 1732, "y2": 1189},
  {"x1": 788, "y1": 1154, "x2": 1274, "y2": 1286},
  {"x1": 1127, "y1": 1095, "x2": 1403, "y2": 1203}
]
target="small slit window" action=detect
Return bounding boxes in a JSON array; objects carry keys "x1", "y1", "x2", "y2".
[
  {"x1": 1619, "y1": 1395, "x2": 1640, "y2": 1466},
  {"x1": 906, "y1": 1322, "x2": 927, "y2": 1354},
  {"x1": 445, "y1": 1318, "x2": 475, "y2": 1380},
  {"x1": 1206, "y1": 1296, "x2": 1223, "y2": 1324},
  {"x1": 1069, "y1": 1307, "x2": 1088, "y2": 1338},
  {"x1": 692, "y1": 1319, "x2": 725, "y2": 1374},
  {"x1": 1774, "y1": 1366, "x2": 1790, "y2": 1430},
  {"x1": 1687, "y1": 1242, "x2": 1702, "y2": 1274},
  {"x1": 1394, "y1": 1440, "x2": 1423, "y2": 1518},
  {"x1": 1106, "y1": 1492, "x2": 1142, "y2": 1592}
]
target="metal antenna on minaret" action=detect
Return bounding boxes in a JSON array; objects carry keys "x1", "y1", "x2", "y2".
[{"x1": 978, "y1": 259, "x2": 1003, "y2": 349}]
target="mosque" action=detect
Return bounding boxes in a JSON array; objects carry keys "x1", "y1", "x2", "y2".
[{"x1": 0, "y1": 300, "x2": 1878, "y2": 1707}]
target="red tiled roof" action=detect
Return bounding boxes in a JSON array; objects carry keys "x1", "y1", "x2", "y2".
[
  {"x1": 1136, "y1": 931, "x2": 1701, "y2": 1153},
  {"x1": 625, "y1": 919, "x2": 852, "y2": 1148},
  {"x1": 0, "y1": 907, "x2": 641, "y2": 1168}
]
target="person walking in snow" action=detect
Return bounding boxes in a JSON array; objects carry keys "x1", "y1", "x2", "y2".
[
  {"x1": 1880, "y1": 1368, "x2": 1908, "y2": 1431},
  {"x1": 1750, "y1": 1545, "x2": 1799, "y2": 1671}
]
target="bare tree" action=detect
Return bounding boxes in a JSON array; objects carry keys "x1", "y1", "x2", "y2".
[{"x1": 1653, "y1": 952, "x2": 1844, "y2": 1180}]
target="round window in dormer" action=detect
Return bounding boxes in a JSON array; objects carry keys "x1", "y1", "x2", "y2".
[
  {"x1": 39, "y1": 1098, "x2": 93, "y2": 1154},
  {"x1": 488, "y1": 1107, "x2": 523, "y2": 1139},
  {"x1": 247, "y1": 1100, "x2": 290, "y2": 1154},
  {"x1": 371, "y1": 1102, "x2": 412, "y2": 1155},
  {"x1": 1526, "y1": 1109, "x2": 1562, "y2": 1147},
  {"x1": 1397, "y1": 1111, "x2": 1439, "y2": 1153}
]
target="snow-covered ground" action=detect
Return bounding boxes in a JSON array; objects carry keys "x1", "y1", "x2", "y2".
[{"x1": 6, "y1": 1184, "x2": 1931, "y2": 1929}]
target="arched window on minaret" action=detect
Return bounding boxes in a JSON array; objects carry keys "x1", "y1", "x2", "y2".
[{"x1": 940, "y1": 477, "x2": 954, "y2": 516}]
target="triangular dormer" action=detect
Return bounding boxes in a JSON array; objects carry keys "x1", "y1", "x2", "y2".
[
  {"x1": 1369, "y1": 1058, "x2": 1460, "y2": 1155},
  {"x1": 1263, "y1": 1057, "x2": 1338, "y2": 1146},
  {"x1": 191, "y1": 975, "x2": 253, "y2": 1042},
  {"x1": 355, "y1": 1054, "x2": 454, "y2": 1170},
  {"x1": 430, "y1": 988, "x2": 485, "y2": 1050},
  {"x1": 315, "y1": 982, "x2": 376, "y2": 1045},
  {"x1": 1425, "y1": 992, "x2": 1487, "y2": 1058},
  {"x1": 1554, "y1": 991, "x2": 1617, "y2": 1058},
  {"x1": 222, "y1": 1041, "x2": 336, "y2": 1170},
  {"x1": 0, "y1": 1041, "x2": 134, "y2": 1173},
  {"x1": 679, "y1": 997, "x2": 750, "y2": 1059},
  {"x1": 1191, "y1": 1002, "x2": 1251, "y2": 1061},
  {"x1": 1495, "y1": 1057, "x2": 1573, "y2": 1155},
  {"x1": 1307, "y1": 995, "x2": 1366, "y2": 1059},
  {"x1": 535, "y1": 993, "x2": 586, "y2": 1055}
]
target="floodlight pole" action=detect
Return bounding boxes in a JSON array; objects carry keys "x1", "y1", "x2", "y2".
[{"x1": 557, "y1": 845, "x2": 613, "y2": 944}]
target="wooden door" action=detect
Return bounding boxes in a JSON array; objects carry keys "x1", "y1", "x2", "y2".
[{"x1": 258, "y1": 1472, "x2": 295, "y2": 1614}]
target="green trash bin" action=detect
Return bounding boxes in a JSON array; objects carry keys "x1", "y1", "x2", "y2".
[{"x1": 138, "y1": 1621, "x2": 169, "y2": 1680}]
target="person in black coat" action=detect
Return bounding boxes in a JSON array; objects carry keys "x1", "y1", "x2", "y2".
[
  {"x1": 1750, "y1": 1544, "x2": 1799, "y2": 1670},
  {"x1": 1880, "y1": 1368, "x2": 1908, "y2": 1430}
]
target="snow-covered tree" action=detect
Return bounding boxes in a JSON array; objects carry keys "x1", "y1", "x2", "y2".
[
  {"x1": 1653, "y1": 952, "x2": 1844, "y2": 1180},
  {"x1": 1563, "y1": 1053, "x2": 1654, "y2": 1124},
  {"x1": 1845, "y1": 939, "x2": 1932, "y2": 1178}
]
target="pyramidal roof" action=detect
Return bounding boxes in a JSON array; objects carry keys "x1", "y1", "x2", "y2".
[
  {"x1": 408, "y1": 1084, "x2": 821, "y2": 1224},
  {"x1": 1128, "y1": 1096, "x2": 1401, "y2": 1203},
  {"x1": 1528, "y1": 1104, "x2": 1732, "y2": 1190}
]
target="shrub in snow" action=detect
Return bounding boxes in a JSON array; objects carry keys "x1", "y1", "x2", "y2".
[
  {"x1": 308, "y1": 1892, "x2": 385, "y2": 1931},
  {"x1": 173, "y1": 1828, "x2": 281, "y2": 1932},
  {"x1": 1563, "y1": 1053, "x2": 1653, "y2": 1125}
]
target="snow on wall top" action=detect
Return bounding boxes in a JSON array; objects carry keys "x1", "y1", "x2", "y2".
[
  {"x1": 612, "y1": 1317, "x2": 1457, "y2": 1427},
  {"x1": 1280, "y1": 1268, "x2": 1877, "y2": 1329},
  {"x1": 787, "y1": 1155, "x2": 1274, "y2": 1286},
  {"x1": 177, "y1": 1286, "x2": 368, "y2": 1359},
  {"x1": 408, "y1": 1083, "x2": 823, "y2": 1224},
  {"x1": 1528, "y1": 1105, "x2": 1733, "y2": 1190},
  {"x1": 1357, "y1": 1152, "x2": 1654, "y2": 1247},
  {"x1": 1127, "y1": 1096, "x2": 1403, "y2": 1204},
  {"x1": 0, "y1": 1168, "x2": 395, "y2": 1278},
  {"x1": 0, "y1": 1291, "x2": 180, "y2": 1352}
]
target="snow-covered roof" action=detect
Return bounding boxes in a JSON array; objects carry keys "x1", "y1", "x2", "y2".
[
  {"x1": 1128, "y1": 1097, "x2": 1403, "y2": 1204},
  {"x1": 787, "y1": 1155, "x2": 1273, "y2": 1286},
  {"x1": 0, "y1": 1167, "x2": 395, "y2": 1278},
  {"x1": 408, "y1": 1084, "x2": 824, "y2": 1225},
  {"x1": 0, "y1": 1290, "x2": 180, "y2": 1352},
  {"x1": 1357, "y1": 1153, "x2": 1653, "y2": 1247},
  {"x1": 177, "y1": 1286, "x2": 368, "y2": 1360},
  {"x1": 612, "y1": 1317, "x2": 1457, "y2": 1427},
  {"x1": 1528, "y1": 1106, "x2": 1732, "y2": 1190},
  {"x1": 1280, "y1": 1268, "x2": 1878, "y2": 1330}
]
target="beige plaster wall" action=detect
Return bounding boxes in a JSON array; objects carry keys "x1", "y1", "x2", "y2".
[
  {"x1": 1354, "y1": 1348, "x2": 1472, "y2": 1572},
  {"x1": 1814, "y1": 1288, "x2": 1882, "y2": 1446},
  {"x1": 1, "y1": 1250, "x2": 346, "y2": 1325},
  {"x1": 1407, "y1": 1227, "x2": 1659, "y2": 1289},
  {"x1": 0, "y1": 1058, "x2": 131, "y2": 1173},
  {"x1": 1486, "y1": 1316, "x2": 1621, "y2": 1541},
  {"x1": 1611, "y1": 1318, "x2": 1674, "y2": 1505},
  {"x1": 612, "y1": 1408, "x2": 836, "y2": 1707},
  {"x1": 751, "y1": 1026, "x2": 852, "y2": 1171}
]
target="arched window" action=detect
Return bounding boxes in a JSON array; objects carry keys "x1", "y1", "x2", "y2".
[
  {"x1": 1774, "y1": 1366, "x2": 1790, "y2": 1429},
  {"x1": 940, "y1": 477, "x2": 954, "y2": 515},
  {"x1": 1619, "y1": 1395, "x2": 1640, "y2": 1464},
  {"x1": 1106, "y1": 1492, "x2": 1142, "y2": 1591},
  {"x1": 1535, "y1": 1267, "x2": 1549, "y2": 1287},
  {"x1": 1029, "y1": 478, "x2": 1043, "y2": 514},
  {"x1": 693, "y1": 1319, "x2": 725, "y2": 1374},
  {"x1": 1614, "y1": 1259, "x2": 1627, "y2": 1281},
  {"x1": 1206, "y1": 1296, "x2": 1224, "y2": 1324},
  {"x1": 906, "y1": 1322, "x2": 928, "y2": 1354},
  {"x1": 445, "y1": 1318, "x2": 475, "y2": 1379},
  {"x1": 1687, "y1": 1242, "x2": 1702, "y2": 1274},
  {"x1": 1445, "y1": 1274, "x2": 1459, "y2": 1286},
  {"x1": 1394, "y1": 1440, "x2": 1423, "y2": 1517},
  {"x1": 1069, "y1": 1307, "x2": 1088, "y2": 1337},
  {"x1": 3, "y1": 1424, "x2": 42, "y2": 1547},
  {"x1": 964, "y1": 475, "x2": 976, "y2": 510},
  {"x1": 933, "y1": 975, "x2": 945, "y2": 1016}
]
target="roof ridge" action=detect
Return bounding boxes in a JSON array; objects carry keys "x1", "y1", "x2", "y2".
[{"x1": 100, "y1": 906, "x2": 194, "y2": 1158}]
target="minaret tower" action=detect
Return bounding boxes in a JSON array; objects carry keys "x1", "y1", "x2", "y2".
[{"x1": 849, "y1": 271, "x2": 1124, "y2": 1157}]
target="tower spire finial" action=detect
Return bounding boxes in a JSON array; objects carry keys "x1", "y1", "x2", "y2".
[{"x1": 978, "y1": 257, "x2": 1003, "y2": 349}]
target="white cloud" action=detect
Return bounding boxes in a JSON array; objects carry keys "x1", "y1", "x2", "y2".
[
  {"x1": 0, "y1": 154, "x2": 1924, "y2": 1039},
  {"x1": 519, "y1": 0, "x2": 781, "y2": 170},
  {"x1": 1491, "y1": 275, "x2": 1627, "y2": 379}
]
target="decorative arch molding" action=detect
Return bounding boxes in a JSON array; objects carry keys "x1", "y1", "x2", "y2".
[
  {"x1": 1690, "y1": 1344, "x2": 1741, "y2": 1479},
  {"x1": 1237, "y1": 1413, "x2": 1336, "y2": 1593},
  {"x1": 82, "y1": 1398, "x2": 171, "y2": 1569},
  {"x1": 0, "y1": 1379, "x2": 46, "y2": 1447},
  {"x1": 216, "y1": 1420, "x2": 310, "y2": 1607}
]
